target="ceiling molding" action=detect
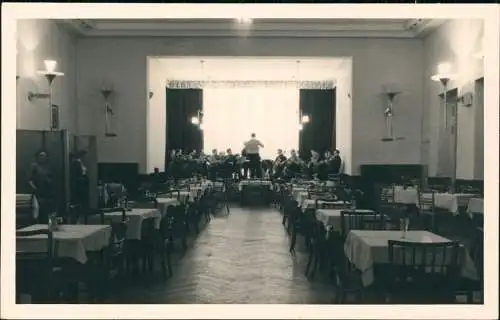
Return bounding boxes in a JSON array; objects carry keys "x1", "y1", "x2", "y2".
[{"x1": 57, "y1": 19, "x2": 445, "y2": 39}]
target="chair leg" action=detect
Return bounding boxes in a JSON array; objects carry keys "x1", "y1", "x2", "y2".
[
  {"x1": 305, "y1": 251, "x2": 313, "y2": 277},
  {"x1": 289, "y1": 224, "x2": 297, "y2": 253},
  {"x1": 160, "y1": 249, "x2": 167, "y2": 280}
]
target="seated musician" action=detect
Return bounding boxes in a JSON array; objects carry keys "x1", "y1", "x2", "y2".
[
  {"x1": 222, "y1": 148, "x2": 238, "y2": 179},
  {"x1": 283, "y1": 149, "x2": 303, "y2": 180},
  {"x1": 330, "y1": 149, "x2": 343, "y2": 175},
  {"x1": 318, "y1": 150, "x2": 333, "y2": 180},
  {"x1": 272, "y1": 149, "x2": 287, "y2": 179},
  {"x1": 307, "y1": 150, "x2": 321, "y2": 178},
  {"x1": 241, "y1": 147, "x2": 249, "y2": 179},
  {"x1": 208, "y1": 149, "x2": 219, "y2": 181}
]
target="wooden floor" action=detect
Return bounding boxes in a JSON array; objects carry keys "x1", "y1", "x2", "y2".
[{"x1": 104, "y1": 206, "x2": 338, "y2": 304}]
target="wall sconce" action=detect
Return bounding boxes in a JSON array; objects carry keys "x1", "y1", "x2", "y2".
[
  {"x1": 27, "y1": 60, "x2": 65, "y2": 130},
  {"x1": 431, "y1": 61, "x2": 457, "y2": 193},
  {"x1": 101, "y1": 85, "x2": 117, "y2": 137},
  {"x1": 191, "y1": 110, "x2": 203, "y2": 130},
  {"x1": 381, "y1": 84, "x2": 403, "y2": 142}
]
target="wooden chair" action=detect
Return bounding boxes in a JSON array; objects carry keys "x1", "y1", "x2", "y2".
[
  {"x1": 304, "y1": 220, "x2": 328, "y2": 280},
  {"x1": 417, "y1": 188, "x2": 436, "y2": 231},
  {"x1": 16, "y1": 228, "x2": 61, "y2": 303},
  {"x1": 334, "y1": 250, "x2": 364, "y2": 303},
  {"x1": 100, "y1": 208, "x2": 129, "y2": 289},
  {"x1": 289, "y1": 206, "x2": 308, "y2": 254},
  {"x1": 212, "y1": 181, "x2": 230, "y2": 215},
  {"x1": 385, "y1": 240, "x2": 461, "y2": 303},
  {"x1": 376, "y1": 184, "x2": 398, "y2": 221},
  {"x1": 456, "y1": 227, "x2": 483, "y2": 303}
]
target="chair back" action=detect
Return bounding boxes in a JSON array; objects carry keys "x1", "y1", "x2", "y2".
[
  {"x1": 418, "y1": 188, "x2": 435, "y2": 214},
  {"x1": 379, "y1": 184, "x2": 395, "y2": 204},
  {"x1": 16, "y1": 228, "x2": 56, "y2": 261},
  {"x1": 387, "y1": 240, "x2": 461, "y2": 286},
  {"x1": 340, "y1": 210, "x2": 385, "y2": 236},
  {"x1": 16, "y1": 228, "x2": 58, "y2": 301}
]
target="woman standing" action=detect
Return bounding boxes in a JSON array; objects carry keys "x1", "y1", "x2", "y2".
[{"x1": 27, "y1": 151, "x2": 56, "y2": 223}]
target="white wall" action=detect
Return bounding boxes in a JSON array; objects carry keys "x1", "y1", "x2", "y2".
[
  {"x1": 335, "y1": 60, "x2": 353, "y2": 175},
  {"x1": 17, "y1": 19, "x2": 77, "y2": 132},
  {"x1": 423, "y1": 19, "x2": 484, "y2": 180},
  {"x1": 146, "y1": 58, "x2": 167, "y2": 173},
  {"x1": 76, "y1": 37, "x2": 424, "y2": 174}
]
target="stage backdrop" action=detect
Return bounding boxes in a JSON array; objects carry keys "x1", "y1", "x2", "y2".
[
  {"x1": 165, "y1": 88, "x2": 203, "y2": 165},
  {"x1": 202, "y1": 87, "x2": 300, "y2": 160},
  {"x1": 299, "y1": 89, "x2": 336, "y2": 160}
]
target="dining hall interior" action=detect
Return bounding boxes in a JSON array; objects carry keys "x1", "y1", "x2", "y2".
[{"x1": 4, "y1": 5, "x2": 499, "y2": 316}]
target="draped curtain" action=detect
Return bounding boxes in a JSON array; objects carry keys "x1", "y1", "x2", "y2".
[
  {"x1": 299, "y1": 89, "x2": 336, "y2": 160},
  {"x1": 165, "y1": 89, "x2": 203, "y2": 165}
]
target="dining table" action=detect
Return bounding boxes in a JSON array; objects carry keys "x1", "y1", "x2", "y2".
[
  {"x1": 17, "y1": 224, "x2": 112, "y2": 264},
  {"x1": 344, "y1": 230, "x2": 478, "y2": 287}
]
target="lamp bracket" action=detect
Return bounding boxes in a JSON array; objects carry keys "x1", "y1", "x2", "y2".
[{"x1": 27, "y1": 91, "x2": 51, "y2": 102}]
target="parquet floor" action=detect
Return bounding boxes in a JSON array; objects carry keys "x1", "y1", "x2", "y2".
[{"x1": 105, "y1": 206, "x2": 338, "y2": 304}]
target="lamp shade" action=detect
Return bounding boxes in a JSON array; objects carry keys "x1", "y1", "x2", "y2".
[
  {"x1": 437, "y1": 63, "x2": 452, "y2": 74},
  {"x1": 301, "y1": 115, "x2": 310, "y2": 124},
  {"x1": 44, "y1": 60, "x2": 57, "y2": 73},
  {"x1": 431, "y1": 61, "x2": 455, "y2": 82},
  {"x1": 191, "y1": 116, "x2": 200, "y2": 125}
]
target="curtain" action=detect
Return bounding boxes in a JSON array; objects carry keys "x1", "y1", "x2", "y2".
[
  {"x1": 165, "y1": 89, "x2": 203, "y2": 163},
  {"x1": 299, "y1": 89, "x2": 336, "y2": 160},
  {"x1": 202, "y1": 87, "x2": 299, "y2": 160}
]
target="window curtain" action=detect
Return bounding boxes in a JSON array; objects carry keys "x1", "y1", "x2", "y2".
[
  {"x1": 299, "y1": 89, "x2": 336, "y2": 160},
  {"x1": 165, "y1": 89, "x2": 203, "y2": 165}
]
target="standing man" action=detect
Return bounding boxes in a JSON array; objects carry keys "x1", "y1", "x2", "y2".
[
  {"x1": 244, "y1": 133, "x2": 264, "y2": 179},
  {"x1": 331, "y1": 149, "x2": 343, "y2": 175}
]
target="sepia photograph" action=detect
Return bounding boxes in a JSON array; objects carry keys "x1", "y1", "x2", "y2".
[{"x1": 1, "y1": 3, "x2": 498, "y2": 319}]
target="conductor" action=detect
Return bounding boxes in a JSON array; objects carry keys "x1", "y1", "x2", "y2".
[{"x1": 244, "y1": 133, "x2": 264, "y2": 179}]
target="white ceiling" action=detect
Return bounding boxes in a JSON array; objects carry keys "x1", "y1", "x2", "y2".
[
  {"x1": 59, "y1": 18, "x2": 445, "y2": 38},
  {"x1": 154, "y1": 57, "x2": 349, "y2": 81}
]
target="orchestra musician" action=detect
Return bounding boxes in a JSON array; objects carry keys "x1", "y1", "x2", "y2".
[
  {"x1": 307, "y1": 150, "x2": 321, "y2": 178},
  {"x1": 272, "y1": 149, "x2": 287, "y2": 179},
  {"x1": 282, "y1": 149, "x2": 304, "y2": 180}
]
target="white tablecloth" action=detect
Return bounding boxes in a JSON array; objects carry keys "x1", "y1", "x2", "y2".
[
  {"x1": 393, "y1": 186, "x2": 419, "y2": 204},
  {"x1": 238, "y1": 180, "x2": 272, "y2": 191},
  {"x1": 344, "y1": 230, "x2": 478, "y2": 287},
  {"x1": 293, "y1": 191, "x2": 309, "y2": 207},
  {"x1": 430, "y1": 193, "x2": 478, "y2": 215},
  {"x1": 315, "y1": 209, "x2": 376, "y2": 231},
  {"x1": 301, "y1": 199, "x2": 349, "y2": 211},
  {"x1": 89, "y1": 208, "x2": 162, "y2": 240},
  {"x1": 17, "y1": 224, "x2": 112, "y2": 264},
  {"x1": 156, "y1": 197, "x2": 181, "y2": 214},
  {"x1": 467, "y1": 198, "x2": 484, "y2": 217}
]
